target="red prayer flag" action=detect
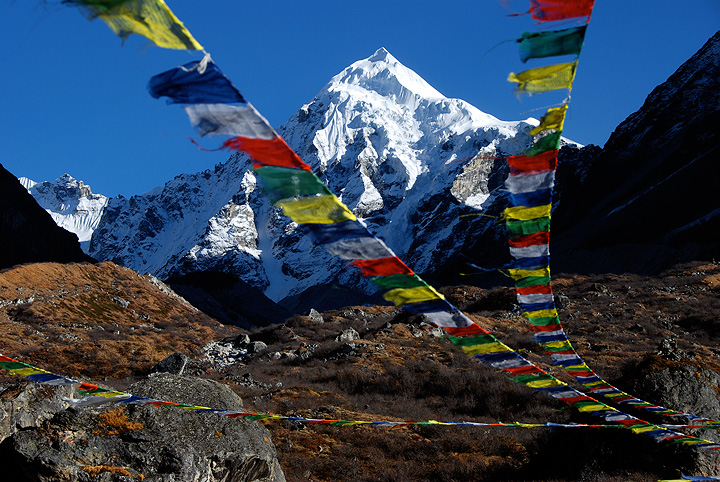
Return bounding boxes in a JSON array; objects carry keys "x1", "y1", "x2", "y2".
[
  {"x1": 504, "y1": 365, "x2": 545, "y2": 375},
  {"x1": 531, "y1": 324, "x2": 562, "y2": 332},
  {"x1": 516, "y1": 284, "x2": 553, "y2": 296},
  {"x1": 507, "y1": 150, "x2": 558, "y2": 175},
  {"x1": 443, "y1": 324, "x2": 490, "y2": 337},
  {"x1": 352, "y1": 256, "x2": 414, "y2": 276},
  {"x1": 530, "y1": 0, "x2": 595, "y2": 22},
  {"x1": 509, "y1": 231, "x2": 550, "y2": 247},
  {"x1": 223, "y1": 136, "x2": 312, "y2": 171}
]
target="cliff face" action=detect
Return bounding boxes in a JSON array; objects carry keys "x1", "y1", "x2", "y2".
[
  {"x1": 0, "y1": 164, "x2": 94, "y2": 269},
  {"x1": 549, "y1": 31, "x2": 720, "y2": 274}
]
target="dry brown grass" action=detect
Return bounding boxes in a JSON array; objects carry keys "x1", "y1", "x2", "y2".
[{"x1": 0, "y1": 261, "x2": 239, "y2": 384}]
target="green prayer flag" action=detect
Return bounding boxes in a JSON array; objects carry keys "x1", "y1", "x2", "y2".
[
  {"x1": 506, "y1": 217, "x2": 551, "y2": 238},
  {"x1": 525, "y1": 132, "x2": 562, "y2": 156},
  {"x1": 518, "y1": 26, "x2": 587, "y2": 63},
  {"x1": 254, "y1": 166, "x2": 331, "y2": 202},
  {"x1": 371, "y1": 274, "x2": 428, "y2": 290}
]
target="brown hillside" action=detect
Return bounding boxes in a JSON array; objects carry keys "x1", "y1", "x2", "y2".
[{"x1": 0, "y1": 261, "x2": 238, "y2": 385}]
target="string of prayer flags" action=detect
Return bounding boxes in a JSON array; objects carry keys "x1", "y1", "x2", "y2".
[
  {"x1": 64, "y1": 0, "x2": 202, "y2": 50},
  {"x1": 518, "y1": 27, "x2": 587, "y2": 63},
  {"x1": 507, "y1": 61, "x2": 578, "y2": 95},
  {"x1": 503, "y1": 0, "x2": 720, "y2": 431},
  {"x1": 0, "y1": 353, "x2": 678, "y2": 432}
]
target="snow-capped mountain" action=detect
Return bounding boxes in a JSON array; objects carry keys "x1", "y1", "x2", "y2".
[
  {"x1": 86, "y1": 48, "x2": 551, "y2": 303},
  {"x1": 19, "y1": 174, "x2": 108, "y2": 253},
  {"x1": 24, "y1": 48, "x2": 575, "y2": 305}
]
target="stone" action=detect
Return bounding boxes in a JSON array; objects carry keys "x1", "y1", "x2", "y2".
[
  {"x1": 152, "y1": 352, "x2": 188, "y2": 375},
  {"x1": 248, "y1": 341, "x2": 268, "y2": 354},
  {"x1": 0, "y1": 381, "x2": 73, "y2": 443},
  {"x1": 335, "y1": 328, "x2": 360, "y2": 343},
  {"x1": 307, "y1": 308, "x2": 324, "y2": 324},
  {"x1": 2, "y1": 373, "x2": 285, "y2": 482}
]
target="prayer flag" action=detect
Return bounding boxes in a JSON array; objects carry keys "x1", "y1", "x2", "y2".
[
  {"x1": 510, "y1": 244, "x2": 550, "y2": 259},
  {"x1": 525, "y1": 131, "x2": 562, "y2": 156},
  {"x1": 67, "y1": 0, "x2": 203, "y2": 50},
  {"x1": 276, "y1": 195, "x2": 356, "y2": 224},
  {"x1": 185, "y1": 104, "x2": 276, "y2": 139},
  {"x1": 518, "y1": 26, "x2": 586, "y2": 63},
  {"x1": 303, "y1": 220, "x2": 372, "y2": 245},
  {"x1": 254, "y1": 166, "x2": 331, "y2": 202},
  {"x1": 508, "y1": 188, "x2": 552, "y2": 207},
  {"x1": 529, "y1": 105, "x2": 568, "y2": 135},
  {"x1": 149, "y1": 60, "x2": 244, "y2": 104},
  {"x1": 509, "y1": 231, "x2": 550, "y2": 247},
  {"x1": 529, "y1": 0, "x2": 595, "y2": 22},
  {"x1": 508, "y1": 62, "x2": 577, "y2": 95},
  {"x1": 506, "y1": 217, "x2": 551, "y2": 238},
  {"x1": 507, "y1": 150, "x2": 558, "y2": 175},
  {"x1": 504, "y1": 204, "x2": 552, "y2": 221},
  {"x1": 506, "y1": 171, "x2": 556, "y2": 194},
  {"x1": 352, "y1": 256, "x2": 414, "y2": 276},
  {"x1": 383, "y1": 285, "x2": 445, "y2": 306},
  {"x1": 325, "y1": 237, "x2": 394, "y2": 260},
  {"x1": 225, "y1": 137, "x2": 311, "y2": 171},
  {"x1": 371, "y1": 274, "x2": 428, "y2": 290}
]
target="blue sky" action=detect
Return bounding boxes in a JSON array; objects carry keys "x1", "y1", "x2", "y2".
[{"x1": 2, "y1": 1, "x2": 718, "y2": 197}]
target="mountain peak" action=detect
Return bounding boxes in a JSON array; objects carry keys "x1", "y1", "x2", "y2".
[
  {"x1": 326, "y1": 48, "x2": 445, "y2": 105},
  {"x1": 367, "y1": 47, "x2": 394, "y2": 63}
]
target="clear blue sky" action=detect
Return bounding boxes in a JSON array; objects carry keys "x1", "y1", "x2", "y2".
[{"x1": 2, "y1": 1, "x2": 718, "y2": 197}]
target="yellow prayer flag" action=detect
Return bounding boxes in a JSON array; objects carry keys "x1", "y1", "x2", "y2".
[
  {"x1": 383, "y1": 285, "x2": 445, "y2": 306},
  {"x1": 526, "y1": 378, "x2": 564, "y2": 389},
  {"x1": 507, "y1": 266, "x2": 551, "y2": 280},
  {"x1": 276, "y1": 195, "x2": 357, "y2": 224},
  {"x1": 631, "y1": 425, "x2": 663, "y2": 434},
  {"x1": 576, "y1": 403, "x2": 609, "y2": 412},
  {"x1": 90, "y1": 0, "x2": 203, "y2": 50},
  {"x1": 526, "y1": 308, "x2": 559, "y2": 319},
  {"x1": 10, "y1": 367, "x2": 46, "y2": 377},
  {"x1": 542, "y1": 339, "x2": 573, "y2": 350},
  {"x1": 461, "y1": 342, "x2": 512, "y2": 356},
  {"x1": 508, "y1": 61, "x2": 577, "y2": 95},
  {"x1": 504, "y1": 204, "x2": 552, "y2": 221},
  {"x1": 529, "y1": 105, "x2": 568, "y2": 135}
]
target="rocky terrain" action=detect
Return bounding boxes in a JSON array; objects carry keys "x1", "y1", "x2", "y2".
[{"x1": 2, "y1": 259, "x2": 720, "y2": 481}]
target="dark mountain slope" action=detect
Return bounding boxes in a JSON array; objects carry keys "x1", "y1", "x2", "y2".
[
  {"x1": 0, "y1": 163, "x2": 94, "y2": 269},
  {"x1": 551, "y1": 31, "x2": 720, "y2": 274}
]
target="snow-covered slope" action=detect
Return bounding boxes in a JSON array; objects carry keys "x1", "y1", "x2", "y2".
[
  {"x1": 19, "y1": 174, "x2": 108, "y2": 253},
  {"x1": 33, "y1": 48, "x2": 577, "y2": 302}
]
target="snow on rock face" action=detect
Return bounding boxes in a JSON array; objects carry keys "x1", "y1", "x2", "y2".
[{"x1": 19, "y1": 174, "x2": 108, "y2": 252}]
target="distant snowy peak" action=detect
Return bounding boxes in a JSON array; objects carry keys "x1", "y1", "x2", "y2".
[
  {"x1": 328, "y1": 47, "x2": 446, "y2": 105},
  {"x1": 20, "y1": 174, "x2": 108, "y2": 250}
]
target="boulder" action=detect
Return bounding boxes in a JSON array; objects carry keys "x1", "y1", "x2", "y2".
[{"x1": 1, "y1": 373, "x2": 285, "y2": 482}]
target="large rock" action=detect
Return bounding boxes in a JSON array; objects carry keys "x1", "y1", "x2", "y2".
[
  {"x1": 2, "y1": 373, "x2": 285, "y2": 482},
  {"x1": 622, "y1": 357, "x2": 720, "y2": 474},
  {"x1": 0, "y1": 380, "x2": 74, "y2": 443}
]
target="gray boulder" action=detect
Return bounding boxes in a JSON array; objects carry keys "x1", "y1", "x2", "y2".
[
  {"x1": 0, "y1": 380, "x2": 73, "y2": 443},
  {"x1": 3, "y1": 373, "x2": 285, "y2": 482}
]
